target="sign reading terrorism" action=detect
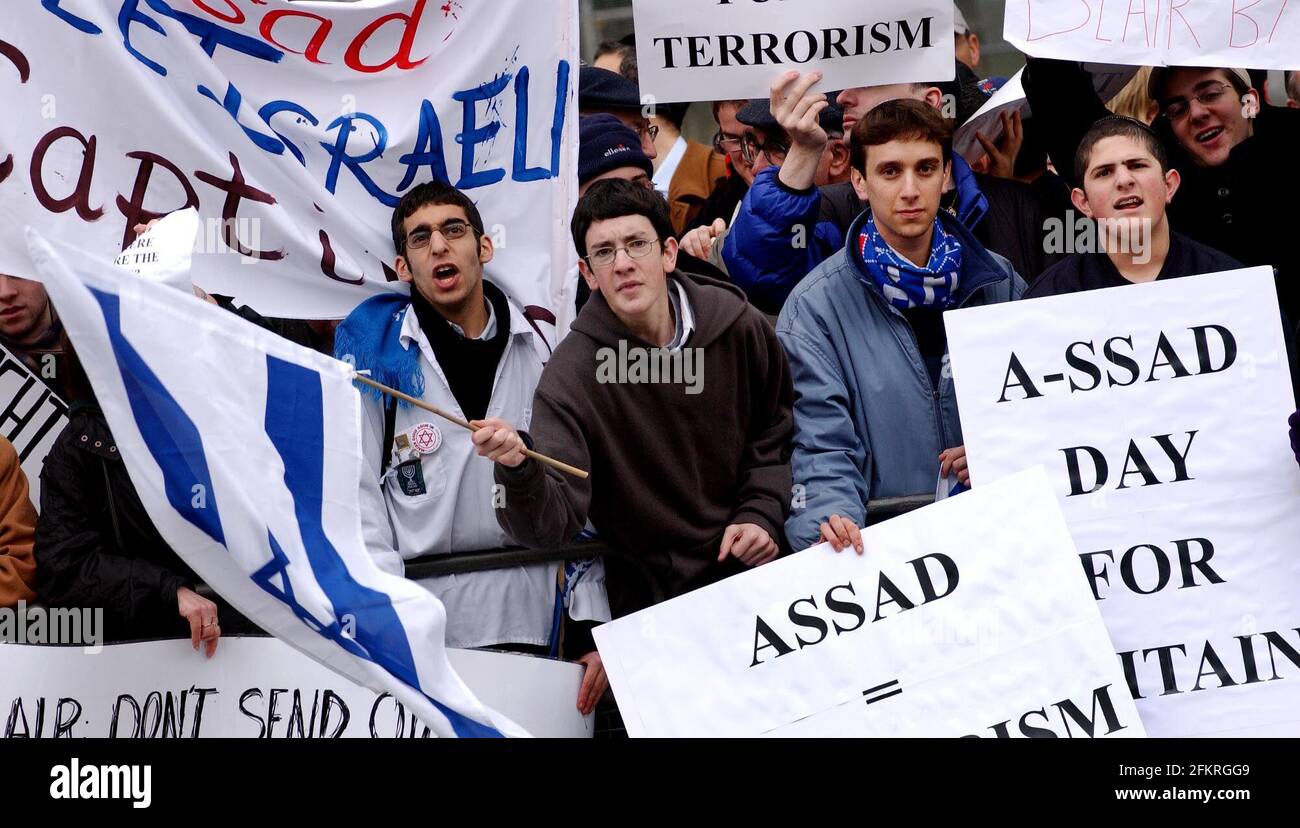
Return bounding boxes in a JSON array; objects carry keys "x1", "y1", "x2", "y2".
[{"x1": 632, "y1": 0, "x2": 955, "y2": 103}]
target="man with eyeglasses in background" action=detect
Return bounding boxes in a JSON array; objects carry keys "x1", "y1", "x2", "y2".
[
  {"x1": 472, "y1": 179, "x2": 794, "y2": 641},
  {"x1": 682, "y1": 96, "x2": 848, "y2": 295},
  {"x1": 335, "y1": 182, "x2": 610, "y2": 711},
  {"x1": 673, "y1": 100, "x2": 756, "y2": 265},
  {"x1": 1023, "y1": 58, "x2": 1300, "y2": 325}
]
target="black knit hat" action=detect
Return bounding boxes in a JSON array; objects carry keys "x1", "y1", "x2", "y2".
[
  {"x1": 579, "y1": 66, "x2": 642, "y2": 112},
  {"x1": 578, "y1": 114, "x2": 653, "y2": 184}
]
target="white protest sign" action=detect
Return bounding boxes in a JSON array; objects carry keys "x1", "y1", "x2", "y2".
[
  {"x1": 0, "y1": 342, "x2": 68, "y2": 511},
  {"x1": 1005, "y1": 0, "x2": 1300, "y2": 71},
  {"x1": 632, "y1": 0, "x2": 955, "y2": 104},
  {"x1": 0, "y1": 1, "x2": 578, "y2": 323},
  {"x1": 947, "y1": 268, "x2": 1300, "y2": 736},
  {"x1": 112, "y1": 208, "x2": 200, "y2": 293},
  {"x1": 0, "y1": 637, "x2": 592, "y2": 738},
  {"x1": 595, "y1": 467, "x2": 1143, "y2": 738}
]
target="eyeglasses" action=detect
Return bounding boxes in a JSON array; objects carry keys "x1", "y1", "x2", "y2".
[
  {"x1": 585, "y1": 237, "x2": 660, "y2": 269},
  {"x1": 405, "y1": 220, "x2": 475, "y2": 251},
  {"x1": 712, "y1": 130, "x2": 743, "y2": 156},
  {"x1": 740, "y1": 134, "x2": 789, "y2": 166},
  {"x1": 1164, "y1": 82, "x2": 1233, "y2": 121}
]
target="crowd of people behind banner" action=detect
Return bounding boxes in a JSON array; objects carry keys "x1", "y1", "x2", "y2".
[{"x1": 2, "y1": 4, "x2": 1300, "y2": 732}]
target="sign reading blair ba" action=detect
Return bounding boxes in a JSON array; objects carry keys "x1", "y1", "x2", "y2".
[
  {"x1": 1004, "y1": 0, "x2": 1300, "y2": 71},
  {"x1": 632, "y1": 0, "x2": 955, "y2": 103},
  {"x1": 595, "y1": 467, "x2": 1143, "y2": 738},
  {"x1": 947, "y1": 268, "x2": 1300, "y2": 737}
]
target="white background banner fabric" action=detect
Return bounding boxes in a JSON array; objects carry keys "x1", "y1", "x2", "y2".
[
  {"x1": 947, "y1": 268, "x2": 1300, "y2": 737},
  {"x1": 0, "y1": 0, "x2": 578, "y2": 321},
  {"x1": 632, "y1": 0, "x2": 955, "y2": 103},
  {"x1": 594, "y1": 468, "x2": 1143, "y2": 738},
  {"x1": 0, "y1": 637, "x2": 591, "y2": 738},
  {"x1": 1004, "y1": 0, "x2": 1300, "y2": 71}
]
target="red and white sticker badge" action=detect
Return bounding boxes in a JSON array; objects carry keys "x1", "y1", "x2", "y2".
[{"x1": 409, "y1": 422, "x2": 442, "y2": 455}]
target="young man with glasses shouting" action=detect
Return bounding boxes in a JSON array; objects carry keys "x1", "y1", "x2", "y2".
[
  {"x1": 1024, "y1": 59, "x2": 1300, "y2": 326},
  {"x1": 472, "y1": 179, "x2": 794, "y2": 647},
  {"x1": 335, "y1": 182, "x2": 609, "y2": 701}
]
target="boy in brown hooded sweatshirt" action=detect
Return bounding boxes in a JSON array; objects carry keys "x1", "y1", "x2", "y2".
[{"x1": 472, "y1": 179, "x2": 794, "y2": 705}]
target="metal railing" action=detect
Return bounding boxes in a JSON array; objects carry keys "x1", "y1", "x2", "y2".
[{"x1": 402, "y1": 494, "x2": 935, "y2": 579}]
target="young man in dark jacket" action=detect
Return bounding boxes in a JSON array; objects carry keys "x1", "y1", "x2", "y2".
[
  {"x1": 1023, "y1": 59, "x2": 1300, "y2": 323},
  {"x1": 33, "y1": 343, "x2": 256, "y2": 651},
  {"x1": 471, "y1": 179, "x2": 794, "y2": 621},
  {"x1": 779, "y1": 100, "x2": 1025, "y2": 554},
  {"x1": 1026, "y1": 117, "x2": 1242, "y2": 298}
]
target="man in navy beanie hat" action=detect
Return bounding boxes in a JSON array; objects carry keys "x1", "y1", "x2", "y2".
[{"x1": 578, "y1": 114, "x2": 654, "y2": 196}]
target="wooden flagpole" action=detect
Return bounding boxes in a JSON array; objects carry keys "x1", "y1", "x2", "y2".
[{"x1": 351, "y1": 374, "x2": 589, "y2": 480}]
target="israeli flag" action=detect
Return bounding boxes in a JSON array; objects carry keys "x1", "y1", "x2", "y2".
[{"x1": 28, "y1": 231, "x2": 526, "y2": 738}]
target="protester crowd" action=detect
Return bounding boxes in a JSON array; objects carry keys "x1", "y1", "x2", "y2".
[{"x1": 3, "y1": 4, "x2": 1299, "y2": 731}]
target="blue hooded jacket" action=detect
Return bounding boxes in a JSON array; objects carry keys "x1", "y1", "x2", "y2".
[{"x1": 776, "y1": 207, "x2": 1024, "y2": 552}]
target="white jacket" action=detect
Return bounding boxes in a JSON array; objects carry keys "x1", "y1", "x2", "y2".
[{"x1": 354, "y1": 288, "x2": 608, "y2": 649}]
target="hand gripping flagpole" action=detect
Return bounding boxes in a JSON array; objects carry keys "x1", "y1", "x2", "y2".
[{"x1": 351, "y1": 373, "x2": 590, "y2": 480}]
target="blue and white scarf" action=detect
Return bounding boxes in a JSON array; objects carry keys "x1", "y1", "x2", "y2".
[{"x1": 857, "y1": 214, "x2": 964, "y2": 310}]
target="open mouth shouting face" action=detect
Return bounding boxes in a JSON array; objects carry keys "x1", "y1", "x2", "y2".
[
  {"x1": 1075, "y1": 133, "x2": 1182, "y2": 252},
  {"x1": 396, "y1": 203, "x2": 492, "y2": 313}
]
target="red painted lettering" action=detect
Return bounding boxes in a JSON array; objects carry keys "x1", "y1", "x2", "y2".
[
  {"x1": 343, "y1": 0, "x2": 431, "y2": 73},
  {"x1": 191, "y1": 1, "x2": 245, "y2": 25},
  {"x1": 260, "y1": 9, "x2": 334, "y2": 64},
  {"x1": 1231, "y1": 0, "x2": 1265, "y2": 47},
  {"x1": 1167, "y1": 0, "x2": 1202, "y2": 48},
  {"x1": 1027, "y1": 0, "x2": 1093, "y2": 41}
]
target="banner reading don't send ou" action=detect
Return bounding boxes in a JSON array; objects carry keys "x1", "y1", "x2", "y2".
[{"x1": 0, "y1": 1, "x2": 578, "y2": 322}]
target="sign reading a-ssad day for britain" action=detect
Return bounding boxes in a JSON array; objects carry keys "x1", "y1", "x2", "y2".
[
  {"x1": 632, "y1": 0, "x2": 955, "y2": 103},
  {"x1": 1005, "y1": 0, "x2": 1300, "y2": 71},
  {"x1": 947, "y1": 268, "x2": 1300, "y2": 737},
  {"x1": 595, "y1": 467, "x2": 1144, "y2": 739},
  {"x1": 0, "y1": 1, "x2": 578, "y2": 322}
]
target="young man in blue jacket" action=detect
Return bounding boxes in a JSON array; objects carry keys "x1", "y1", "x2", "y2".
[
  {"x1": 778, "y1": 100, "x2": 1025, "y2": 553},
  {"x1": 724, "y1": 66, "x2": 1056, "y2": 311}
]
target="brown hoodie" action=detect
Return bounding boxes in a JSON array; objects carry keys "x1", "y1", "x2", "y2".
[
  {"x1": 496, "y1": 269, "x2": 793, "y2": 617},
  {"x1": 0, "y1": 436, "x2": 37, "y2": 608}
]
